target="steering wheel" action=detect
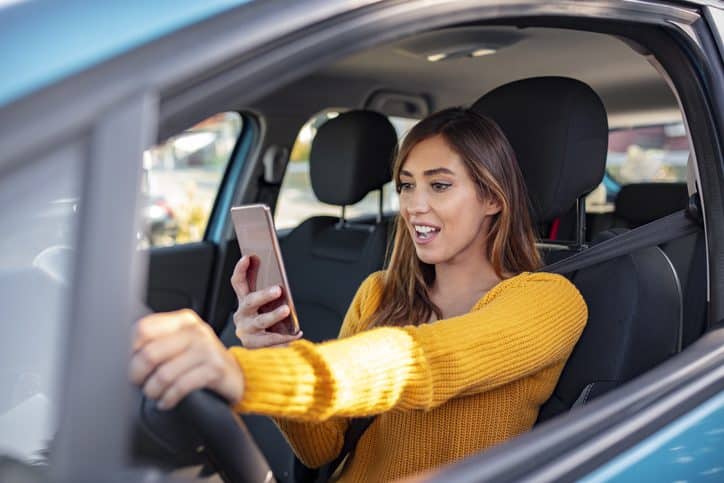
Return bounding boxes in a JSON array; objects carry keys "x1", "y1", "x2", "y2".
[{"x1": 138, "y1": 389, "x2": 275, "y2": 483}]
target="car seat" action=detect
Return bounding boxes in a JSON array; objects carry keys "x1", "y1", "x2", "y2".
[{"x1": 472, "y1": 77, "x2": 683, "y2": 422}]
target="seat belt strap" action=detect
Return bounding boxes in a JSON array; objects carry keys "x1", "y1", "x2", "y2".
[
  {"x1": 325, "y1": 417, "x2": 375, "y2": 481},
  {"x1": 543, "y1": 209, "x2": 701, "y2": 275}
]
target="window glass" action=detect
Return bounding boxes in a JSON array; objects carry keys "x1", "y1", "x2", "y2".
[
  {"x1": 584, "y1": 123, "x2": 689, "y2": 213},
  {"x1": 274, "y1": 111, "x2": 417, "y2": 229},
  {"x1": 606, "y1": 123, "x2": 689, "y2": 185},
  {"x1": 141, "y1": 112, "x2": 242, "y2": 247},
  {"x1": 0, "y1": 142, "x2": 82, "y2": 464}
]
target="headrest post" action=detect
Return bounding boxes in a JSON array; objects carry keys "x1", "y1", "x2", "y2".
[
  {"x1": 575, "y1": 197, "x2": 587, "y2": 250},
  {"x1": 336, "y1": 205, "x2": 347, "y2": 229},
  {"x1": 377, "y1": 188, "x2": 384, "y2": 224}
]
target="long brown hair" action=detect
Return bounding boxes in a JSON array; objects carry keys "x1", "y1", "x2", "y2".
[{"x1": 368, "y1": 107, "x2": 542, "y2": 328}]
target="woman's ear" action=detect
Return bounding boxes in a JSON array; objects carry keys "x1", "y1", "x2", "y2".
[{"x1": 483, "y1": 197, "x2": 502, "y2": 216}]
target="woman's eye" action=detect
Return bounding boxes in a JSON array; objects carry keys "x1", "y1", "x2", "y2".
[
  {"x1": 397, "y1": 182, "x2": 413, "y2": 193},
  {"x1": 431, "y1": 182, "x2": 451, "y2": 192}
]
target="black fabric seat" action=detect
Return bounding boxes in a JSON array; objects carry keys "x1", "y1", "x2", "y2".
[
  {"x1": 279, "y1": 110, "x2": 398, "y2": 342},
  {"x1": 611, "y1": 182, "x2": 706, "y2": 347},
  {"x1": 613, "y1": 182, "x2": 689, "y2": 229},
  {"x1": 221, "y1": 109, "x2": 398, "y2": 482},
  {"x1": 472, "y1": 77, "x2": 683, "y2": 422}
]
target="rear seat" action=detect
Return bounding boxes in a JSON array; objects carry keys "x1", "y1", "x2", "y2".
[
  {"x1": 612, "y1": 182, "x2": 689, "y2": 229},
  {"x1": 277, "y1": 110, "x2": 398, "y2": 342},
  {"x1": 221, "y1": 109, "x2": 398, "y2": 481}
]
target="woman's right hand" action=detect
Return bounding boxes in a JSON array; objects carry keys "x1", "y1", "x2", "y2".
[{"x1": 230, "y1": 256, "x2": 303, "y2": 348}]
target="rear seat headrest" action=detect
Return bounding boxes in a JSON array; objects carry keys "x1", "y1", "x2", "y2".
[
  {"x1": 471, "y1": 77, "x2": 608, "y2": 223},
  {"x1": 615, "y1": 182, "x2": 689, "y2": 226},
  {"x1": 310, "y1": 110, "x2": 398, "y2": 207}
]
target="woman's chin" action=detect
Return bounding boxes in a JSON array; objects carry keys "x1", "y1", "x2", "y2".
[{"x1": 414, "y1": 247, "x2": 443, "y2": 265}]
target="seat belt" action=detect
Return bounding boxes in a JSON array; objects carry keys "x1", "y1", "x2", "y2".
[
  {"x1": 292, "y1": 417, "x2": 374, "y2": 483},
  {"x1": 543, "y1": 207, "x2": 701, "y2": 275},
  {"x1": 296, "y1": 205, "x2": 703, "y2": 483}
]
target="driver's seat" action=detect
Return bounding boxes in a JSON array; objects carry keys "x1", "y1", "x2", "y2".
[{"x1": 472, "y1": 77, "x2": 683, "y2": 421}]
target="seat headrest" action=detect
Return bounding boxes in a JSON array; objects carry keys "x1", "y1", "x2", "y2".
[
  {"x1": 309, "y1": 110, "x2": 397, "y2": 206},
  {"x1": 615, "y1": 182, "x2": 689, "y2": 226},
  {"x1": 471, "y1": 77, "x2": 608, "y2": 223}
]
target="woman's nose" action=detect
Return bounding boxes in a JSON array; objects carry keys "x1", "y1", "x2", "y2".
[{"x1": 404, "y1": 189, "x2": 430, "y2": 215}]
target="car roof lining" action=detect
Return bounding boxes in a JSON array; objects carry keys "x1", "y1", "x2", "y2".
[{"x1": 250, "y1": 25, "x2": 683, "y2": 142}]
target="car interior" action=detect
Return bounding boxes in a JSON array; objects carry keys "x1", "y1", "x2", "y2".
[
  {"x1": 135, "y1": 22, "x2": 708, "y2": 482},
  {"x1": 0, "y1": 7, "x2": 716, "y2": 483}
]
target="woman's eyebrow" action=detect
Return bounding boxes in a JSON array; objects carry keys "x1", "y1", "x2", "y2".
[
  {"x1": 423, "y1": 167, "x2": 455, "y2": 176},
  {"x1": 400, "y1": 167, "x2": 455, "y2": 178}
]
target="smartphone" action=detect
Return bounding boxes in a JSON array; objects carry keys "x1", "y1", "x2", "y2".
[{"x1": 230, "y1": 204, "x2": 300, "y2": 335}]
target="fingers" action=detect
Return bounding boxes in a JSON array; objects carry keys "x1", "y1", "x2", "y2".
[
  {"x1": 133, "y1": 309, "x2": 199, "y2": 352},
  {"x1": 155, "y1": 345, "x2": 245, "y2": 409},
  {"x1": 130, "y1": 331, "x2": 193, "y2": 385},
  {"x1": 250, "y1": 304, "x2": 290, "y2": 331},
  {"x1": 141, "y1": 346, "x2": 206, "y2": 400},
  {"x1": 156, "y1": 364, "x2": 213, "y2": 410},
  {"x1": 130, "y1": 309, "x2": 246, "y2": 410},
  {"x1": 234, "y1": 301, "x2": 293, "y2": 348},
  {"x1": 230, "y1": 256, "x2": 251, "y2": 298},
  {"x1": 238, "y1": 285, "x2": 282, "y2": 317}
]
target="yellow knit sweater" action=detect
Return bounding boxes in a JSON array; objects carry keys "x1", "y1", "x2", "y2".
[{"x1": 229, "y1": 271, "x2": 587, "y2": 482}]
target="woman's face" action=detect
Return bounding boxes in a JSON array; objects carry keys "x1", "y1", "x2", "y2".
[{"x1": 398, "y1": 134, "x2": 501, "y2": 266}]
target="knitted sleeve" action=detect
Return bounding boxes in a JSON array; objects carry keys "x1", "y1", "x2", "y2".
[
  {"x1": 230, "y1": 272, "x2": 586, "y2": 421},
  {"x1": 267, "y1": 272, "x2": 381, "y2": 468}
]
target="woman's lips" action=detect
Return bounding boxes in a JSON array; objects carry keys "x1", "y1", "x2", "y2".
[{"x1": 411, "y1": 225, "x2": 441, "y2": 245}]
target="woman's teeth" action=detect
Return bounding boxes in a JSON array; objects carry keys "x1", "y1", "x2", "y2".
[{"x1": 414, "y1": 225, "x2": 440, "y2": 239}]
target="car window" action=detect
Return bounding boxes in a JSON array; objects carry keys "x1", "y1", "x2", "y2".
[
  {"x1": 0, "y1": 142, "x2": 82, "y2": 464},
  {"x1": 583, "y1": 122, "x2": 690, "y2": 212},
  {"x1": 141, "y1": 112, "x2": 242, "y2": 247},
  {"x1": 274, "y1": 111, "x2": 417, "y2": 230},
  {"x1": 606, "y1": 122, "x2": 689, "y2": 185}
]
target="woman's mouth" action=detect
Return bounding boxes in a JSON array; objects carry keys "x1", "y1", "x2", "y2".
[{"x1": 412, "y1": 224, "x2": 441, "y2": 244}]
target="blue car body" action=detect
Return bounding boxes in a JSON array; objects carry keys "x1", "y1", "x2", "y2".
[{"x1": 0, "y1": 0, "x2": 251, "y2": 107}]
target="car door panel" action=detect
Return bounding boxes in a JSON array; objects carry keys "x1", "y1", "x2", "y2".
[{"x1": 146, "y1": 242, "x2": 216, "y2": 316}]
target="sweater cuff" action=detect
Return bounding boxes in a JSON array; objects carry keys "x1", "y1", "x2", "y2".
[{"x1": 229, "y1": 342, "x2": 333, "y2": 419}]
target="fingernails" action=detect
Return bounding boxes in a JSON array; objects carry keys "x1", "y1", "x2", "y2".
[
  {"x1": 279, "y1": 304, "x2": 289, "y2": 315},
  {"x1": 156, "y1": 399, "x2": 169, "y2": 411},
  {"x1": 269, "y1": 286, "x2": 281, "y2": 296}
]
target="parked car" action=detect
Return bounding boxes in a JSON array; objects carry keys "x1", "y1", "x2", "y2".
[{"x1": 0, "y1": 1, "x2": 722, "y2": 482}]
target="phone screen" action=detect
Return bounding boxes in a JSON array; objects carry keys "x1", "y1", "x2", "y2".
[{"x1": 231, "y1": 205, "x2": 299, "y2": 335}]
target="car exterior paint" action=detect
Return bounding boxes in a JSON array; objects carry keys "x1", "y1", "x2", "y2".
[
  {"x1": 0, "y1": 0, "x2": 252, "y2": 107},
  {"x1": 582, "y1": 391, "x2": 724, "y2": 482}
]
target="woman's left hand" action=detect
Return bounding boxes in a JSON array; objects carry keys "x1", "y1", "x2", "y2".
[{"x1": 130, "y1": 309, "x2": 245, "y2": 410}]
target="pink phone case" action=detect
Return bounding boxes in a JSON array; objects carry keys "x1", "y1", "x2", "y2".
[{"x1": 230, "y1": 204, "x2": 300, "y2": 335}]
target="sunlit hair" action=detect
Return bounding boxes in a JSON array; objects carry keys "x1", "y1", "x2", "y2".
[{"x1": 367, "y1": 107, "x2": 542, "y2": 328}]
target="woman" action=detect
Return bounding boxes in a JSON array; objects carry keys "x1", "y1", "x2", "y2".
[{"x1": 130, "y1": 108, "x2": 587, "y2": 482}]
